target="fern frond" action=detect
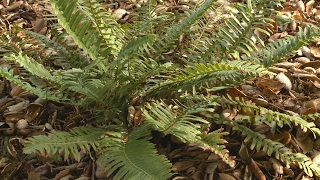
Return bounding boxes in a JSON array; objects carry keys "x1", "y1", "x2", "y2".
[
  {"x1": 198, "y1": 129, "x2": 235, "y2": 167},
  {"x1": 78, "y1": 0, "x2": 124, "y2": 53},
  {"x1": 50, "y1": 0, "x2": 115, "y2": 71},
  {"x1": 248, "y1": 25, "x2": 320, "y2": 67},
  {"x1": 222, "y1": 95, "x2": 320, "y2": 136},
  {"x1": 217, "y1": 117, "x2": 320, "y2": 177},
  {"x1": 0, "y1": 67, "x2": 68, "y2": 102},
  {"x1": 145, "y1": 61, "x2": 271, "y2": 98},
  {"x1": 23, "y1": 126, "x2": 106, "y2": 161},
  {"x1": 4, "y1": 52, "x2": 55, "y2": 81},
  {"x1": 97, "y1": 124, "x2": 174, "y2": 180},
  {"x1": 197, "y1": 0, "x2": 283, "y2": 60},
  {"x1": 143, "y1": 101, "x2": 210, "y2": 143},
  {"x1": 17, "y1": 27, "x2": 89, "y2": 68}
]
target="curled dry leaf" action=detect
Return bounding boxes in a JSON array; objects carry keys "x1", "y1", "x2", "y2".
[
  {"x1": 218, "y1": 173, "x2": 238, "y2": 180},
  {"x1": 303, "y1": 67, "x2": 316, "y2": 73},
  {"x1": 297, "y1": 136, "x2": 314, "y2": 153},
  {"x1": 274, "y1": 62, "x2": 297, "y2": 69},
  {"x1": 16, "y1": 119, "x2": 28, "y2": 130},
  {"x1": 274, "y1": 72, "x2": 292, "y2": 90},
  {"x1": 112, "y1": 9, "x2": 127, "y2": 20},
  {"x1": 291, "y1": 73, "x2": 320, "y2": 81},
  {"x1": 6, "y1": 1, "x2": 23, "y2": 11},
  {"x1": 304, "y1": 98, "x2": 320, "y2": 112},
  {"x1": 24, "y1": 103, "x2": 43, "y2": 122},
  {"x1": 301, "y1": 46, "x2": 312, "y2": 59},
  {"x1": 295, "y1": 57, "x2": 310, "y2": 64},
  {"x1": 300, "y1": 61, "x2": 320, "y2": 69},
  {"x1": 250, "y1": 158, "x2": 266, "y2": 180},
  {"x1": 256, "y1": 76, "x2": 285, "y2": 91},
  {"x1": 172, "y1": 161, "x2": 194, "y2": 172},
  {"x1": 267, "y1": 131, "x2": 291, "y2": 145},
  {"x1": 239, "y1": 143, "x2": 250, "y2": 163},
  {"x1": 306, "y1": 0, "x2": 315, "y2": 15},
  {"x1": 268, "y1": 66, "x2": 288, "y2": 73},
  {"x1": 10, "y1": 83, "x2": 24, "y2": 96},
  {"x1": 222, "y1": 109, "x2": 237, "y2": 120},
  {"x1": 6, "y1": 101, "x2": 29, "y2": 113},
  {"x1": 310, "y1": 46, "x2": 320, "y2": 58},
  {"x1": 297, "y1": 1, "x2": 305, "y2": 12}
]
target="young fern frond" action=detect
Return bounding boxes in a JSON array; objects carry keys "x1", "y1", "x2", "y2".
[
  {"x1": 216, "y1": 117, "x2": 320, "y2": 177},
  {"x1": 97, "y1": 124, "x2": 174, "y2": 180}
]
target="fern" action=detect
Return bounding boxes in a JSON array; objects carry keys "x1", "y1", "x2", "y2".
[
  {"x1": 97, "y1": 124, "x2": 174, "y2": 180},
  {"x1": 23, "y1": 126, "x2": 106, "y2": 161},
  {"x1": 221, "y1": 95, "x2": 320, "y2": 136},
  {"x1": 145, "y1": 60, "x2": 272, "y2": 98},
  {"x1": 0, "y1": 0, "x2": 319, "y2": 178},
  {"x1": 217, "y1": 117, "x2": 320, "y2": 176}
]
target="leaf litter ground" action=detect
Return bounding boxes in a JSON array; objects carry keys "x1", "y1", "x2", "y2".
[{"x1": 1, "y1": 0, "x2": 320, "y2": 179}]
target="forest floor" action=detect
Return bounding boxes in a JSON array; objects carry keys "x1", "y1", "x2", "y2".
[{"x1": 1, "y1": 0, "x2": 320, "y2": 179}]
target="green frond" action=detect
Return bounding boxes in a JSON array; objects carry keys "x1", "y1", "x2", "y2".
[
  {"x1": 111, "y1": 34, "x2": 158, "y2": 78},
  {"x1": 50, "y1": 0, "x2": 117, "y2": 71},
  {"x1": 198, "y1": 129, "x2": 235, "y2": 167},
  {"x1": 221, "y1": 95, "x2": 320, "y2": 136},
  {"x1": 17, "y1": 27, "x2": 89, "y2": 68},
  {"x1": 145, "y1": 61, "x2": 271, "y2": 97},
  {"x1": 4, "y1": 53, "x2": 55, "y2": 82},
  {"x1": 143, "y1": 101, "x2": 210, "y2": 143},
  {"x1": 249, "y1": 25, "x2": 320, "y2": 67},
  {"x1": 217, "y1": 117, "x2": 320, "y2": 177},
  {"x1": 199, "y1": 0, "x2": 283, "y2": 60},
  {"x1": 0, "y1": 67, "x2": 68, "y2": 102},
  {"x1": 23, "y1": 126, "x2": 106, "y2": 161},
  {"x1": 78, "y1": 0, "x2": 124, "y2": 53},
  {"x1": 164, "y1": 0, "x2": 217, "y2": 43},
  {"x1": 97, "y1": 124, "x2": 174, "y2": 180}
]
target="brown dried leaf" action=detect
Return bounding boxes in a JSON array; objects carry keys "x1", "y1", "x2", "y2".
[
  {"x1": 218, "y1": 173, "x2": 238, "y2": 180},
  {"x1": 54, "y1": 169, "x2": 70, "y2": 180},
  {"x1": 250, "y1": 158, "x2": 266, "y2": 180},
  {"x1": 172, "y1": 161, "x2": 194, "y2": 172},
  {"x1": 310, "y1": 46, "x2": 320, "y2": 58},
  {"x1": 24, "y1": 103, "x2": 43, "y2": 122},
  {"x1": 239, "y1": 143, "x2": 251, "y2": 163},
  {"x1": 269, "y1": 158, "x2": 284, "y2": 176}
]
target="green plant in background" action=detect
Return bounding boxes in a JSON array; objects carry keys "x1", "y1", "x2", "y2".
[{"x1": 1, "y1": 0, "x2": 320, "y2": 179}]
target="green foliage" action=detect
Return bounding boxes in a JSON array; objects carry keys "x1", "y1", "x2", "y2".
[{"x1": 0, "y1": 0, "x2": 320, "y2": 179}]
